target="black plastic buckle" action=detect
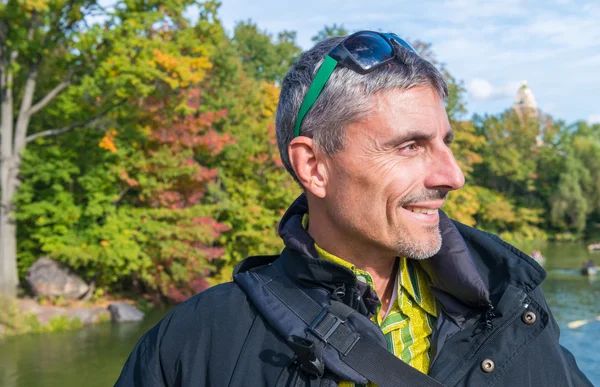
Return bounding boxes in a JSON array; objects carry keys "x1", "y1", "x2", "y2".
[
  {"x1": 308, "y1": 307, "x2": 344, "y2": 343},
  {"x1": 287, "y1": 335, "x2": 325, "y2": 378}
]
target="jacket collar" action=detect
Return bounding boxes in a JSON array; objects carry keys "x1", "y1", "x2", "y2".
[{"x1": 277, "y1": 194, "x2": 546, "y2": 322}]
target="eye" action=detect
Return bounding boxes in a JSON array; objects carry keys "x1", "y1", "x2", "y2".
[
  {"x1": 444, "y1": 131, "x2": 455, "y2": 146},
  {"x1": 398, "y1": 142, "x2": 421, "y2": 153}
]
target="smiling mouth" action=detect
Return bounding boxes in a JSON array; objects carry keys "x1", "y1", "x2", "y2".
[{"x1": 404, "y1": 206, "x2": 439, "y2": 215}]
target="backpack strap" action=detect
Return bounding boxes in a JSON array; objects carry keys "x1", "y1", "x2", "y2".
[{"x1": 235, "y1": 262, "x2": 445, "y2": 387}]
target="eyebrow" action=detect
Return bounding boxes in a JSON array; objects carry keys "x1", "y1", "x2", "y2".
[{"x1": 381, "y1": 128, "x2": 454, "y2": 149}]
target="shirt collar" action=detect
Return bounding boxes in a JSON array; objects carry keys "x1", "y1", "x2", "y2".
[
  {"x1": 399, "y1": 257, "x2": 437, "y2": 316},
  {"x1": 315, "y1": 240, "x2": 436, "y2": 316},
  {"x1": 303, "y1": 214, "x2": 436, "y2": 316}
]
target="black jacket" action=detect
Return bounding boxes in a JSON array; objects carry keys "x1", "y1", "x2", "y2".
[{"x1": 115, "y1": 195, "x2": 593, "y2": 387}]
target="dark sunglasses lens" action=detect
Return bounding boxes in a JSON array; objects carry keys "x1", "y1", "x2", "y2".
[
  {"x1": 343, "y1": 32, "x2": 393, "y2": 70},
  {"x1": 387, "y1": 33, "x2": 416, "y2": 53}
]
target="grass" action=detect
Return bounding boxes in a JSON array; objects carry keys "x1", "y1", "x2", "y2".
[{"x1": 0, "y1": 295, "x2": 93, "y2": 339}]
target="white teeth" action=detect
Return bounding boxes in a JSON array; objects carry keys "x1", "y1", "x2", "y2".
[{"x1": 406, "y1": 207, "x2": 438, "y2": 215}]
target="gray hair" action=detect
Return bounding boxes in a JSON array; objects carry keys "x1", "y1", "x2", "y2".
[{"x1": 275, "y1": 35, "x2": 449, "y2": 184}]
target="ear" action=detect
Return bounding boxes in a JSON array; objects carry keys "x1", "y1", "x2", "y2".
[{"x1": 288, "y1": 137, "x2": 328, "y2": 198}]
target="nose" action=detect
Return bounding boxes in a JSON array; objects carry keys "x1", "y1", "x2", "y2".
[{"x1": 424, "y1": 145, "x2": 465, "y2": 191}]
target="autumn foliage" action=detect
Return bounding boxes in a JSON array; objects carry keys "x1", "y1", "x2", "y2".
[{"x1": 9, "y1": 3, "x2": 600, "y2": 303}]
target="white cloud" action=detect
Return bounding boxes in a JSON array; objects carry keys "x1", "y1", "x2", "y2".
[
  {"x1": 588, "y1": 115, "x2": 600, "y2": 124},
  {"x1": 468, "y1": 78, "x2": 520, "y2": 101},
  {"x1": 469, "y1": 78, "x2": 494, "y2": 100}
]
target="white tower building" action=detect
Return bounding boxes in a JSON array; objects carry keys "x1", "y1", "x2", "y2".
[{"x1": 513, "y1": 80, "x2": 538, "y2": 119}]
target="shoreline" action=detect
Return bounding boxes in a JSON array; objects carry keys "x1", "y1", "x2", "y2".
[{"x1": 0, "y1": 296, "x2": 143, "y2": 339}]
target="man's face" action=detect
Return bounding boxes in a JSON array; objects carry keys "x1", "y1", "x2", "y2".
[{"x1": 322, "y1": 86, "x2": 465, "y2": 259}]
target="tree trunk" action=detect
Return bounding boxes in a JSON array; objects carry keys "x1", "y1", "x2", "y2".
[
  {"x1": 1, "y1": 50, "x2": 19, "y2": 298},
  {"x1": 0, "y1": 194, "x2": 18, "y2": 298}
]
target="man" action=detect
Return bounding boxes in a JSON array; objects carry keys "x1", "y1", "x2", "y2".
[{"x1": 115, "y1": 31, "x2": 592, "y2": 386}]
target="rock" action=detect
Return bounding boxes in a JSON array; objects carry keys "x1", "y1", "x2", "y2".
[
  {"x1": 108, "y1": 303, "x2": 145, "y2": 323},
  {"x1": 26, "y1": 258, "x2": 89, "y2": 300}
]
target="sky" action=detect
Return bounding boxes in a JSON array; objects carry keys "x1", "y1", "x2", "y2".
[{"x1": 217, "y1": 0, "x2": 600, "y2": 124}]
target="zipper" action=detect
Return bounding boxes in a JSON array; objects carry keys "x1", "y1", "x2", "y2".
[{"x1": 445, "y1": 296, "x2": 530, "y2": 386}]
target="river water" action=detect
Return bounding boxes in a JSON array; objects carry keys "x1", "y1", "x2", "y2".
[{"x1": 1, "y1": 242, "x2": 598, "y2": 386}]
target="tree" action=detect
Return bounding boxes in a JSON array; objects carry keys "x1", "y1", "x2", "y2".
[
  {"x1": 473, "y1": 110, "x2": 540, "y2": 197},
  {"x1": 412, "y1": 41, "x2": 467, "y2": 125},
  {"x1": 199, "y1": 21, "x2": 301, "y2": 277},
  {"x1": 550, "y1": 157, "x2": 588, "y2": 234},
  {"x1": 311, "y1": 24, "x2": 348, "y2": 42},
  {"x1": 443, "y1": 121, "x2": 485, "y2": 226},
  {"x1": 0, "y1": 0, "x2": 103, "y2": 297},
  {"x1": 14, "y1": 4, "x2": 295, "y2": 302},
  {"x1": 16, "y1": 87, "x2": 233, "y2": 302},
  {"x1": 232, "y1": 20, "x2": 301, "y2": 83},
  {"x1": 544, "y1": 121, "x2": 600, "y2": 238},
  {"x1": 0, "y1": 0, "x2": 211, "y2": 297}
]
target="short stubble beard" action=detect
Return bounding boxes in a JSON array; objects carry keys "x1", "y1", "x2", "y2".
[
  {"x1": 395, "y1": 225, "x2": 442, "y2": 260},
  {"x1": 395, "y1": 189, "x2": 446, "y2": 260}
]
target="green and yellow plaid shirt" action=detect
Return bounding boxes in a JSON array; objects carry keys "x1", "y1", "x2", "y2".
[{"x1": 314, "y1": 244, "x2": 438, "y2": 387}]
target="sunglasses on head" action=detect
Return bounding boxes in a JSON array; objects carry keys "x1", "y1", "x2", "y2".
[{"x1": 294, "y1": 30, "x2": 417, "y2": 138}]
